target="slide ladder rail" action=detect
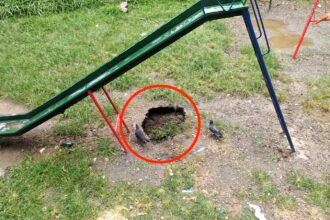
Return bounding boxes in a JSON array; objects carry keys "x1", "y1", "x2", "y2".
[
  {"x1": 250, "y1": 0, "x2": 271, "y2": 56},
  {"x1": 201, "y1": 0, "x2": 270, "y2": 55}
]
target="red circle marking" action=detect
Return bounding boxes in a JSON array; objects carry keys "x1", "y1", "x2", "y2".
[{"x1": 119, "y1": 84, "x2": 201, "y2": 164}]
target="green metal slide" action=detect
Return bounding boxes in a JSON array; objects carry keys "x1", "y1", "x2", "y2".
[{"x1": 0, "y1": 0, "x2": 247, "y2": 136}]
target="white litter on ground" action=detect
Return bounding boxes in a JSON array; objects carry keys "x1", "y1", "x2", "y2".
[
  {"x1": 248, "y1": 203, "x2": 267, "y2": 220},
  {"x1": 182, "y1": 189, "x2": 194, "y2": 193},
  {"x1": 39, "y1": 148, "x2": 46, "y2": 154}
]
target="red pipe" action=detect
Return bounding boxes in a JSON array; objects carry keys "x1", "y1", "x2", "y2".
[
  {"x1": 293, "y1": 0, "x2": 319, "y2": 59},
  {"x1": 88, "y1": 90, "x2": 127, "y2": 153},
  {"x1": 102, "y1": 87, "x2": 130, "y2": 133}
]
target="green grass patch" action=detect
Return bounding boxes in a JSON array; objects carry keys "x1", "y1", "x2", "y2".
[
  {"x1": 304, "y1": 74, "x2": 330, "y2": 113},
  {"x1": 252, "y1": 170, "x2": 296, "y2": 210},
  {"x1": 235, "y1": 170, "x2": 297, "y2": 211},
  {"x1": 288, "y1": 172, "x2": 330, "y2": 214},
  {"x1": 0, "y1": 148, "x2": 106, "y2": 219},
  {"x1": 0, "y1": 0, "x2": 110, "y2": 19},
  {"x1": 144, "y1": 88, "x2": 183, "y2": 103},
  {"x1": 95, "y1": 137, "x2": 121, "y2": 159},
  {"x1": 148, "y1": 120, "x2": 189, "y2": 140}
]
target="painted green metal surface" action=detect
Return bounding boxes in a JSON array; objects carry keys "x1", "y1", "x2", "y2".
[{"x1": 0, "y1": 0, "x2": 247, "y2": 136}]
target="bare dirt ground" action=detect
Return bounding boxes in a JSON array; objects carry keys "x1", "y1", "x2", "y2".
[
  {"x1": 0, "y1": 98, "x2": 57, "y2": 172},
  {"x1": 0, "y1": 1, "x2": 329, "y2": 219}
]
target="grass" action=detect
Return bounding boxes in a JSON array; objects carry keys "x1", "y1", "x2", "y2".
[
  {"x1": 0, "y1": 0, "x2": 110, "y2": 19},
  {"x1": 304, "y1": 74, "x2": 330, "y2": 113},
  {"x1": 0, "y1": 148, "x2": 235, "y2": 219},
  {"x1": 148, "y1": 121, "x2": 189, "y2": 140},
  {"x1": 0, "y1": 148, "x2": 106, "y2": 219},
  {"x1": 144, "y1": 88, "x2": 184, "y2": 103},
  {"x1": 288, "y1": 172, "x2": 330, "y2": 214},
  {"x1": 96, "y1": 137, "x2": 121, "y2": 158},
  {"x1": 0, "y1": 0, "x2": 285, "y2": 137},
  {"x1": 235, "y1": 170, "x2": 297, "y2": 211},
  {"x1": 252, "y1": 170, "x2": 297, "y2": 210}
]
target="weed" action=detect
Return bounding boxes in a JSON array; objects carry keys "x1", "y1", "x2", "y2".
[
  {"x1": 252, "y1": 170, "x2": 297, "y2": 210},
  {"x1": 144, "y1": 88, "x2": 182, "y2": 103},
  {"x1": 277, "y1": 90, "x2": 288, "y2": 103},
  {"x1": 251, "y1": 132, "x2": 265, "y2": 148},
  {"x1": 288, "y1": 172, "x2": 330, "y2": 214},
  {"x1": 304, "y1": 74, "x2": 330, "y2": 113},
  {"x1": 148, "y1": 121, "x2": 188, "y2": 140},
  {"x1": 234, "y1": 170, "x2": 297, "y2": 211},
  {"x1": 95, "y1": 137, "x2": 120, "y2": 158}
]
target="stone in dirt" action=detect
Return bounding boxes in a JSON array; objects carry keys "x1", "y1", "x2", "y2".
[{"x1": 119, "y1": 2, "x2": 128, "y2": 13}]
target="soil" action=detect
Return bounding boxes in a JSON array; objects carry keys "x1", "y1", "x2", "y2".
[
  {"x1": 0, "y1": 98, "x2": 58, "y2": 172},
  {"x1": 0, "y1": 1, "x2": 329, "y2": 219},
  {"x1": 142, "y1": 105, "x2": 186, "y2": 140}
]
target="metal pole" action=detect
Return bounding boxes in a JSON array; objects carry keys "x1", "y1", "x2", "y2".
[
  {"x1": 292, "y1": 0, "x2": 319, "y2": 59},
  {"x1": 88, "y1": 90, "x2": 127, "y2": 153},
  {"x1": 102, "y1": 87, "x2": 130, "y2": 133},
  {"x1": 242, "y1": 9, "x2": 296, "y2": 152}
]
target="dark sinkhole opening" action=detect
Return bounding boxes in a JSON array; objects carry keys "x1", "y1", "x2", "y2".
[{"x1": 142, "y1": 105, "x2": 186, "y2": 141}]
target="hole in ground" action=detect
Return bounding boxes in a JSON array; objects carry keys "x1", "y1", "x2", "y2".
[{"x1": 142, "y1": 105, "x2": 186, "y2": 141}]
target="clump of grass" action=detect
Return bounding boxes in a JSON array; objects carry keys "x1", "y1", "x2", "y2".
[
  {"x1": 277, "y1": 90, "x2": 288, "y2": 103},
  {"x1": 148, "y1": 121, "x2": 188, "y2": 140},
  {"x1": 288, "y1": 172, "x2": 330, "y2": 214},
  {"x1": 235, "y1": 170, "x2": 297, "y2": 211},
  {"x1": 304, "y1": 74, "x2": 330, "y2": 113},
  {"x1": 145, "y1": 88, "x2": 182, "y2": 103},
  {"x1": 52, "y1": 100, "x2": 100, "y2": 136},
  {"x1": 252, "y1": 170, "x2": 297, "y2": 210},
  {"x1": 0, "y1": 0, "x2": 110, "y2": 19},
  {"x1": 95, "y1": 137, "x2": 120, "y2": 158}
]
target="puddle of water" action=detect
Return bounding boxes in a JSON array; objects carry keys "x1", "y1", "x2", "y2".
[
  {"x1": 269, "y1": 34, "x2": 313, "y2": 49},
  {"x1": 253, "y1": 19, "x2": 314, "y2": 49},
  {"x1": 254, "y1": 19, "x2": 286, "y2": 31}
]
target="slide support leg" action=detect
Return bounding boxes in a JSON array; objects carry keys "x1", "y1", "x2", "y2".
[
  {"x1": 242, "y1": 9, "x2": 296, "y2": 152},
  {"x1": 88, "y1": 90, "x2": 127, "y2": 153}
]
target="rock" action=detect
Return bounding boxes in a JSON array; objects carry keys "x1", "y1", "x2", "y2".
[
  {"x1": 60, "y1": 141, "x2": 74, "y2": 148},
  {"x1": 119, "y1": 2, "x2": 128, "y2": 13}
]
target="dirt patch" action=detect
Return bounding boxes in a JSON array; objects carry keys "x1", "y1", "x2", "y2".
[
  {"x1": 97, "y1": 207, "x2": 127, "y2": 220},
  {"x1": 0, "y1": 98, "x2": 27, "y2": 115},
  {"x1": 0, "y1": 98, "x2": 57, "y2": 169},
  {"x1": 142, "y1": 105, "x2": 186, "y2": 140}
]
